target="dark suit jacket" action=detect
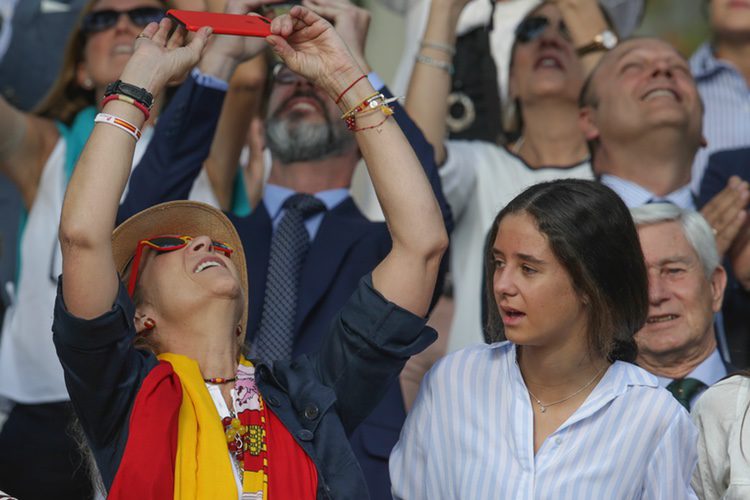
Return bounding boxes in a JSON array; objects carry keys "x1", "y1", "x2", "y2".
[
  {"x1": 119, "y1": 76, "x2": 453, "y2": 499},
  {"x1": 698, "y1": 147, "x2": 750, "y2": 369}
]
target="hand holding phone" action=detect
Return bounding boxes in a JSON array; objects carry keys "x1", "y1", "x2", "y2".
[{"x1": 167, "y1": 10, "x2": 272, "y2": 37}]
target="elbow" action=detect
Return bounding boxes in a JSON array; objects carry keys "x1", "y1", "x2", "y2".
[
  {"x1": 415, "y1": 226, "x2": 449, "y2": 271},
  {"x1": 58, "y1": 217, "x2": 98, "y2": 254}
]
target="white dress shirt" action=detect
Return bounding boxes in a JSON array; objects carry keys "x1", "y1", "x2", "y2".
[{"x1": 390, "y1": 342, "x2": 699, "y2": 500}]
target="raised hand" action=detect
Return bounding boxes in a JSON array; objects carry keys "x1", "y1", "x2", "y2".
[
  {"x1": 120, "y1": 18, "x2": 211, "y2": 95},
  {"x1": 267, "y1": 6, "x2": 363, "y2": 99},
  {"x1": 302, "y1": 0, "x2": 371, "y2": 72},
  {"x1": 206, "y1": 0, "x2": 281, "y2": 62}
]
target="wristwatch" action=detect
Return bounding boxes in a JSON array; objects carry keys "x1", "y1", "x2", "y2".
[
  {"x1": 104, "y1": 80, "x2": 154, "y2": 110},
  {"x1": 576, "y1": 30, "x2": 618, "y2": 57}
]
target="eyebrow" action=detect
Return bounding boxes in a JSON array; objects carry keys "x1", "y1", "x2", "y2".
[
  {"x1": 492, "y1": 249, "x2": 546, "y2": 265},
  {"x1": 655, "y1": 256, "x2": 693, "y2": 267}
]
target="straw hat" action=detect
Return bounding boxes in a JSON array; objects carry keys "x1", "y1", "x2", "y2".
[{"x1": 112, "y1": 201, "x2": 248, "y2": 333}]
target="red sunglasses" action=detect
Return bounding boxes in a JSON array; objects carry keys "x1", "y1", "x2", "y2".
[{"x1": 126, "y1": 235, "x2": 234, "y2": 296}]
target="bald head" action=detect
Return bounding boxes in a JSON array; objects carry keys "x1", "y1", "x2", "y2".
[{"x1": 578, "y1": 37, "x2": 704, "y2": 168}]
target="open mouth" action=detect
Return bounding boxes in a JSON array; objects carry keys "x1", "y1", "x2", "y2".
[
  {"x1": 194, "y1": 257, "x2": 226, "y2": 274},
  {"x1": 642, "y1": 88, "x2": 680, "y2": 102},
  {"x1": 501, "y1": 306, "x2": 526, "y2": 324},
  {"x1": 535, "y1": 54, "x2": 564, "y2": 70},
  {"x1": 646, "y1": 314, "x2": 679, "y2": 324}
]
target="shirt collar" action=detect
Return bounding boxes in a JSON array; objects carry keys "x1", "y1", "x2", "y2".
[
  {"x1": 690, "y1": 41, "x2": 739, "y2": 81},
  {"x1": 505, "y1": 342, "x2": 658, "y2": 430},
  {"x1": 655, "y1": 348, "x2": 728, "y2": 389},
  {"x1": 263, "y1": 184, "x2": 350, "y2": 219},
  {"x1": 600, "y1": 174, "x2": 695, "y2": 209}
]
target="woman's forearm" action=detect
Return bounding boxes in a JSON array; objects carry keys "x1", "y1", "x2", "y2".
[{"x1": 405, "y1": 0, "x2": 463, "y2": 165}]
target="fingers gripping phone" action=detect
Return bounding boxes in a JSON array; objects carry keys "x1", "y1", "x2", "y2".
[{"x1": 166, "y1": 10, "x2": 272, "y2": 37}]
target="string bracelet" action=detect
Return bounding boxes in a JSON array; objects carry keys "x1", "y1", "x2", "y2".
[
  {"x1": 350, "y1": 114, "x2": 391, "y2": 133},
  {"x1": 335, "y1": 74, "x2": 367, "y2": 104},
  {"x1": 101, "y1": 94, "x2": 150, "y2": 121},
  {"x1": 415, "y1": 54, "x2": 454, "y2": 75},
  {"x1": 420, "y1": 39, "x2": 456, "y2": 55},
  {"x1": 94, "y1": 113, "x2": 142, "y2": 141},
  {"x1": 341, "y1": 92, "x2": 382, "y2": 119}
]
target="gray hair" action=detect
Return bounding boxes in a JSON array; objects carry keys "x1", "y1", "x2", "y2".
[{"x1": 630, "y1": 203, "x2": 719, "y2": 278}]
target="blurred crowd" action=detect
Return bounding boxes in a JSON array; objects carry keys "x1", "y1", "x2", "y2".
[{"x1": 1, "y1": 0, "x2": 750, "y2": 498}]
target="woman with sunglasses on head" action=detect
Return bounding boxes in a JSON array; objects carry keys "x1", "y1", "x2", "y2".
[
  {"x1": 405, "y1": 0, "x2": 618, "y2": 354},
  {"x1": 0, "y1": 1, "x2": 260, "y2": 497},
  {"x1": 391, "y1": 179, "x2": 698, "y2": 499},
  {"x1": 0, "y1": 1, "x2": 168, "y2": 497},
  {"x1": 53, "y1": 7, "x2": 446, "y2": 499}
]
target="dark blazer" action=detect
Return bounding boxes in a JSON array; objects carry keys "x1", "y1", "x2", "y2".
[
  {"x1": 119, "y1": 75, "x2": 453, "y2": 499},
  {"x1": 53, "y1": 274, "x2": 437, "y2": 499},
  {"x1": 698, "y1": 147, "x2": 750, "y2": 369}
]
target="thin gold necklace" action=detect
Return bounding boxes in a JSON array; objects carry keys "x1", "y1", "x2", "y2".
[{"x1": 526, "y1": 365, "x2": 607, "y2": 414}]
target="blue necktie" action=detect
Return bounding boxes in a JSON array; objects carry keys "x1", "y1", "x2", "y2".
[{"x1": 253, "y1": 193, "x2": 326, "y2": 361}]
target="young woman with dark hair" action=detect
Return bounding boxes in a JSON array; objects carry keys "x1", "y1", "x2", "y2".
[{"x1": 390, "y1": 179, "x2": 699, "y2": 499}]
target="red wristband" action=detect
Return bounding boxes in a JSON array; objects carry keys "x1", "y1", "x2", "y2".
[
  {"x1": 101, "y1": 94, "x2": 150, "y2": 121},
  {"x1": 335, "y1": 74, "x2": 367, "y2": 105}
]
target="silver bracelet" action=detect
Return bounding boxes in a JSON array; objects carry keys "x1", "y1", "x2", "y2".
[
  {"x1": 415, "y1": 54, "x2": 454, "y2": 75},
  {"x1": 420, "y1": 39, "x2": 456, "y2": 55}
]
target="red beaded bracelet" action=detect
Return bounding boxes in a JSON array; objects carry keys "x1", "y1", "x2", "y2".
[
  {"x1": 335, "y1": 74, "x2": 367, "y2": 104},
  {"x1": 101, "y1": 94, "x2": 150, "y2": 121}
]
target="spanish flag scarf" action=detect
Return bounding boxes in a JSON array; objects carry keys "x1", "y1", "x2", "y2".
[{"x1": 108, "y1": 354, "x2": 317, "y2": 499}]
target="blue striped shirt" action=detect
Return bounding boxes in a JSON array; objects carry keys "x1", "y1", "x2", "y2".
[
  {"x1": 690, "y1": 42, "x2": 750, "y2": 193},
  {"x1": 390, "y1": 342, "x2": 698, "y2": 500}
]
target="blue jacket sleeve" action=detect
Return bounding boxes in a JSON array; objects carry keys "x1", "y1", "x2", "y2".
[{"x1": 117, "y1": 76, "x2": 227, "y2": 224}]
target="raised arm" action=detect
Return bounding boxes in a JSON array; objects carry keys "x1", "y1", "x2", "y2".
[
  {"x1": 271, "y1": 6, "x2": 448, "y2": 317},
  {"x1": 59, "y1": 21, "x2": 213, "y2": 319},
  {"x1": 0, "y1": 95, "x2": 59, "y2": 209},
  {"x1": 550, "y1": 0, "x2": 612, "y2": 76},
  {"x1": 404, "y1": 0, "x2": 468, "y2": 165}
]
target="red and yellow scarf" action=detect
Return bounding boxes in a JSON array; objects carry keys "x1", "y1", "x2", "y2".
[{"x1": 108, "y1": 354, "x2": 317, "y2": 499}]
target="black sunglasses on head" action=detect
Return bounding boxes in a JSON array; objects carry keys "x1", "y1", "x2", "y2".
[
  {"x1": 82, "y1": 7, "x2": 165, "y2": 33},
  {"x1": 515, "y1": 15, "x2": 571, "y2": 44}
]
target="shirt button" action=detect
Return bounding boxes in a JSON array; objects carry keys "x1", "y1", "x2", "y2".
[
  {"x1": 303, "y1": 404, "x2": 320, "y2": 421},
  {"x1": 297, "y1": 429, "x2": 314, "y2": 441}
]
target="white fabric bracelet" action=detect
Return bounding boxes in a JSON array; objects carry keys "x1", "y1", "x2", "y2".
[{"x1": 94, "y1": 113, "x2": 141, "y2": 141}]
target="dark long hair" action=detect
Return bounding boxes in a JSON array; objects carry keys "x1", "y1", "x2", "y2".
[{"x1": 483, "y1": 179, "x2": 648, "y2": 363}]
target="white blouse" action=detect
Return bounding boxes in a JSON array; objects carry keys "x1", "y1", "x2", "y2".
[{"x1": 691, "y1": 375, "x2": 750, "y2": 499}]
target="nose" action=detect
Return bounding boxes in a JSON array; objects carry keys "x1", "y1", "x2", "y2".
[
  {"x1": 114, "y1": 11, "x2": 138, "y2": 34},
  {"x1": 650, "y1": 58, "x2": 673, "y2": 79},
  {"x1": 648, "y1": 273, "x2": 670, "y2": 306},
  {"x1": 190, "y1": 235, "x2": 215, "y2": 253},
  {"x1": 493, "y1": 266, "x2": 518, "y2": 298}
]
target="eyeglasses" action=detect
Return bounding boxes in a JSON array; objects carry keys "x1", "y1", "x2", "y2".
[
  {"x1": 515, "y1": 15, "x2": 571, "y2": 44},
  {"x1": 126, "y1": 235, "x2": 234, "y2": 296},
  {"x1": 81, "y1": 7, "x2": 165, "y2": 34}
]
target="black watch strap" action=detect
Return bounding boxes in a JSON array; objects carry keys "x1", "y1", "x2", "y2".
[{"x1": 104, "y1": 80, "x2": 154, "y2": 109}]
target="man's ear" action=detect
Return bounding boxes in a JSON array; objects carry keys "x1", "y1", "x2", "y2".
[
  {"x1": 579, "y1": 106, "x2": 601, "y2": 143},
  {"x1": 709, "y1": 265, "x2": 727, "y2": 313}
]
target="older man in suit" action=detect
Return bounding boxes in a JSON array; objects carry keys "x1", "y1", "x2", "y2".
[{"x1": 631, "y1": 203, "x2": 733, "y2": 410}]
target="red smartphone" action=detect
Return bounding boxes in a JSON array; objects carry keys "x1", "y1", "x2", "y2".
[{"x1": 166, "y1": 10, "x2": 272, "y2": 37}]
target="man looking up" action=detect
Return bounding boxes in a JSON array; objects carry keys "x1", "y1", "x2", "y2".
[{"x1": 631, "y1": 203, "x2": 732, "y2": 410}]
